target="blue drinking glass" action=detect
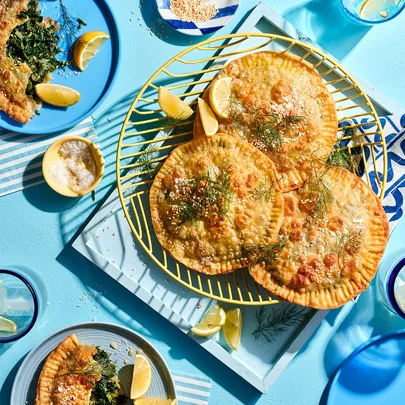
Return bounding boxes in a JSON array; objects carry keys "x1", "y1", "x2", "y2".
[
  {"x1": 339, "y1": 0, "x2": 405, "y2": 25},
  {"x1": 377, "y1": 250, "x2": 405, "y2": 319},
  {"x1": 0, "y1": 269, "x2": 41, "y2": 343}
]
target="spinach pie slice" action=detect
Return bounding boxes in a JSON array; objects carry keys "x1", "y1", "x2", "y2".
[
  {"x1": 35, "y1": 334, "x2": 124, "y2": 405},
  {"x1": 249, "y1": 166, "x2": 389, "y2": 309},
  {"x1": 150, "y1": 134, "x2": 284, "y2": 275},
  {"x1": 0, "y1": 0, "x2": 64, "y2": 123},
  {"x1": 194, "y1": 51, "x2": 338, "y2": 192}
]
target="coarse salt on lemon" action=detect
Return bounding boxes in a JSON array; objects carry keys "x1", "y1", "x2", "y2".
[
  {"x1": 223, "y1": 308, "x2": 242, "y2": 351},
  {"x1": 35, "y1": 84, "x2": 80, "y2": 107},
  {"x1": 209, "y1": 77, "x2": 232, "y2": 119},
  {"x1": 197, "y1": 97, "x2": 218, "y2": 136},
  {"x1": 134, "y1": 399, "x2": 176, "y2": 405},
  {"x1": 158, "y1": 87, "x2": 193, "y2": 119},
  {"x1": 130, "y1": 353, "x2": 152, "y2": 399},
  {"x1": 191, "y1": 304, "x2": 226, "y2": 337},
  {"x1": 73, "y1": 31, "x2": 110, "y2": 71}
]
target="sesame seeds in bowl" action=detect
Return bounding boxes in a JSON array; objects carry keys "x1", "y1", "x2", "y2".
[{"x1": 156, "y1": 0, "x2": 240, "y2": 36}]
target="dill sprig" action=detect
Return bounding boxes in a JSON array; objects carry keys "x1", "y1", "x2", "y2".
[
  {"x1": 170, "y1": 166, "x2": 234, "y2": 225},
  {"x1": 229, "y1": 99, "x2": 305, "y2": 152},
  {"x1": 326, "y1": 146, "x2": 360, "y2": 175},
  {"x1": 137, "y1": 148, "x2": 160, "y2": 179},
  {"x1": 332, "y1": 229, "x2": 363, "y2": 255},
  {"x1": 60, "y1": 349, "x2": 102, "y2": 383},
  {"x1": 58, "y1": 0, "x2": 85, "y2": 49},
  {"x1": 250, "y1": 179, "x2": 275, "y2": 202},
  {"x1": 243, "y1": 238, "x2": 287, "y2": 267},
  {"x1": 307, "y1": 163, "x2": 334, "y2": 220},
  {"x1": 252, "y1": 305, "x2": 311, "y2": 343}
]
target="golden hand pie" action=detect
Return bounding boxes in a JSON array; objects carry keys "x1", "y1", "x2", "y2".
[
  {"x1": 150, "y1": 134, "x2": 284, "y2": 275},
  {"x1": 194, "y1": 51, "x2": 338, "y2": 192},
  {"x1": 249, "y1": 166, "x2": 388, "y2": 309},
  {"x1": 36, "y1": 334, "x2": 101, "y2": 405}
]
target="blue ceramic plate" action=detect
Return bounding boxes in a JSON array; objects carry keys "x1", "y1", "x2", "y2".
[
  {"x1": 327, "y1": 330, "x2": 405, "y2": 405},
  {"x1": 0, "y1": 0, "x2": 120, "y2": 134},
  {"x1": 156, "y1": 0, "x2": 240, "y2": 36},
  {"x1": 10, "y1": 322, "x2": 176, "y2": 405}
]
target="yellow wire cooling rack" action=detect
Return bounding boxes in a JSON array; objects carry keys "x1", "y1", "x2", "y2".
[{"x1": 117, "y1": 33, "x2": 387, "y2": 306}]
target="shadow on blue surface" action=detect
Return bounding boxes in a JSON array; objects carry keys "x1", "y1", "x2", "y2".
[
  {"x1": 0, "y1": 356, "x2": 25, "y2": 404},
  {"x1": 284, "y1": 0, "x2": 371, "y2": 61}
]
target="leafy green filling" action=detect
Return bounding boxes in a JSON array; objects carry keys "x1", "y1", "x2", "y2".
[
  {"x1": 6, "y1": 0, "x2": 66, "y2": 95},
  {"x1": 90, "y1": 348, "x2": 126, "y2": 405}
]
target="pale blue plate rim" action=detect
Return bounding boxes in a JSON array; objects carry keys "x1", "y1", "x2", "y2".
[
  {"x1": 10, "y1": 321, "x2": 176, "y2": 404},
  {"x1": 327, "y1": 329, "x2": 405, "y2": 405},
  {"x1": 0, "y1": 0, "x2": 121, "y2": 135}
]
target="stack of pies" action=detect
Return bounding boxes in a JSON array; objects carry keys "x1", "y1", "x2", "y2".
[{"x1": 150, "y1": 51, "x2": 389, "y2": 309}]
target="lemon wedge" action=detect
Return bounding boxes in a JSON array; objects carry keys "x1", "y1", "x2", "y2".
[
  {"x1": 0, "y1": 316, "x2": 17, "y2": 334},
  {"x1": 359, "y1": 0, "x2": 394, "y2": 19},
  {"x1": 73, "y1": 31, "x2": 110, "y2": 71},
  {"x1": 223, "y1": 308, "x2": 242, "y2": 351},
  {"x1": 158, "y1": 87, "x2": 193, "y2": 119},
  {"x1": 35, "y1": 84, "x2": 80, "y2": 107},
  {"x1": 209, "y1": 77, "x2": 232, "y2": 119},
  {"x1": 197, "y1": 98, "x2": 218, "y2": 136},
  {"x1": 130, "y1": 353, "x2": 152, "y2": 400},
  {"x1": 191, "y1": 304, "x2": 226, "y2": 337},
  {"x1": 134, "y1": 399, "x2": 176, "y2": 405}
]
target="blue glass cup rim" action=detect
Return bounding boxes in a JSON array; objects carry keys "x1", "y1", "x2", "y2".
[
  {"x1": 387, "y1": 256, "x2": 405, "y2": 320},
  {"x1": 339, "y1": 0, "x2": 405, "y2": 25},
  {"x1": 0, "y1": 269, "x2": 39, "y2": 343}
]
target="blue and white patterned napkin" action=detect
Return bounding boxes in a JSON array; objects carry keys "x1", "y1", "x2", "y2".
[
  {"x1": 173, "y1": 372, "x2": 211, "y2": 405},
  {"x1": 339, "y1": 114, "x2": 405, "y2": 232},
  {"x1": 0, "y1": 117, "x2": 97, "y2": 198}
]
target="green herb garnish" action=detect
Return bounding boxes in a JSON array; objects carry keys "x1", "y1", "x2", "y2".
[
  {"x1": 58, "y1": 0, "x2": 85, "y2": 48},
  {"x1": 326, "y1": 146, "x2": 361, "y2": 175},
  {"x1": 307, "y1": 163, "x2": 334, "y2": 220},
  {"x1": 250, "y1": 179, "x2": 275, "y2": 202},
  {"x1": 7, "y1": 0, "x2": 66, "y2": 96},
  {"x1": 229, "y1": 99, "x2": 306, "y2": 152},
  {"x1": 169, "y1": 166, "x2": 234, "y2": 226},
  {"x1": 332, "y1": 229, "x2": 363, "y2": 255},
  {"x1": 252, "y1": 305, "x2": 311, "y2": 342},
  {"x1": 243, "y1": 238, "x2": 287, "y2": 267},
  {"x1": 137, "y1": 148, "x2": 160, "y2": 179},
  {"x1": 90, "y1": 348, "x2": 126, "y2": 405}
]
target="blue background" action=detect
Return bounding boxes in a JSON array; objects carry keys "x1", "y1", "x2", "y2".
[{"x1": 1, "y1": 1, "x2": 405, "y2": 404}]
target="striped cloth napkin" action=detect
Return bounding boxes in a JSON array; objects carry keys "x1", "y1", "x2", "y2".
[
  {"x1": 172, "y1": 372, "x2": 211, "y2": 405},
  {"x1": 0, "y1": 118, "x2": 97, "y2": 198},
  {"x1": 339, "y1": 114, "x2": 405, "y2": 232}
]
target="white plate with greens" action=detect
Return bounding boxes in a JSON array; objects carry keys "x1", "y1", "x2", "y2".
[{"x1": 10, "y1": 322, "x2": 176, "y2": 404}]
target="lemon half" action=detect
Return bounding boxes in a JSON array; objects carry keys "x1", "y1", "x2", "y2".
[
  {"x1": 209, "y1": 77, "x2": 232, "y2": 119},
  {"x1": 191, "y1": 304, "x2": 226, "y2": 337},
  {"x1": 130, "y1": 353, "x2": 152, "y2": 400},
  {"x1": 73, "y1": 31, "x2": 110, "y2": 71},
  {"x1": 197, "y1": 98, "x2": 218, "y2": 136},
  {"x1": 158, "y1": 87, "x2": 193, "y2": 119},
  {"x1": 223, "y1": 308, "x2": 242, "y2": 351},
  {"x1": 35, "y1": 84, "x2": 80, "y2": 107},
  {"x1": 0, "y1": 316, "x2": 17, "y2": 333}
]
